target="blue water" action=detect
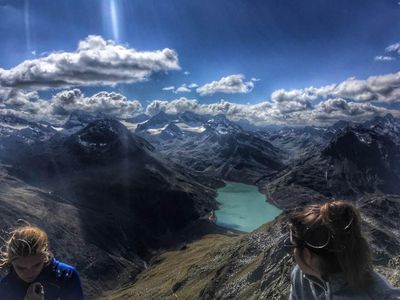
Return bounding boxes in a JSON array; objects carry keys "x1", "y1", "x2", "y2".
[{"x1": 215, "y1": 182, "x2": 282, "y2": 232}]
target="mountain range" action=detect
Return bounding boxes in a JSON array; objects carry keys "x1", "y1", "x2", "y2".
[{"x1": 0, "y1": 110, "x2": 399, "y2": 299}]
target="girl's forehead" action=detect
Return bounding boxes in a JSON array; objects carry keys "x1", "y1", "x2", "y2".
[{"x1": 11, "y1": 254, "x2": 45, "y2": 268}]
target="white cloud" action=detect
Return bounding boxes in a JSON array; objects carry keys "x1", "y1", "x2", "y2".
[
  {"x1": 385, "y1": 42, "x2": 400, "y2": 54},
  {"x1": 184, "y1": 71, "x2": 190, "y2": 76},
  {"x1": 196, "y1": 74, "x2": 255, "y2": 96},
  {"x1": 2, "y1": 70, "x2": 400, "y2": 127},
  {"x1": 162, "y1": 86, "x2": 175, "y2": 91},
  {"x1": 163, "y1": 83, "x2": 198, "y2": 94},
  {"x1": 270, "y1": 72, "x2": 400, "y2": 105},
  {"x1": 174, "y1": 85, "x2": 191, "y2": 93},
  {"x1": 0, "y1": 88, "x2": 39, "y2": 106},
  {"x1": 0, "y1": 88, "x2": 53, "y2": 119},
  {"x1": 305, "y1": 99, "x2": 393, "y2": 124},
  {"x1": 374, "y1": 56, "x2": 396, "y2": 61},
  {"x1": 51, "y1": 90, "x2": 142, "y2": 118},
  {"x1": 0, "y1": 87, "x2": 142, "y2": 123},
  {"x1": 373, "y1": 41, "x2": 400, "y2": 63},
  {"x1": 143, "y1": 93, "x2": 399, "y2": 126},
  {"x1": 145, "y1": 97, "x2": 200, "y2": 115},
  {"x1": 0, "y1": 35, "x2": 180, "y2": 90}
]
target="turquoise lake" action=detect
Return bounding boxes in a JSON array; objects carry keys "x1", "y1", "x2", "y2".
[{"x1": 215, "y1": 182, "x2": 282, "y2": 232}]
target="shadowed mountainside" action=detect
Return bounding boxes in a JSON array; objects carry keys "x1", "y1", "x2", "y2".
[
  {"x1": 0, "y1": 118, "x2": 220, "y2": 299},
  {"x1": 262, "y1": 117, "x2": 400, "y2": 209}
]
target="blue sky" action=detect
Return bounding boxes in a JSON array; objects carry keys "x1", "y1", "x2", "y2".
[{"x1": 0, "y1": 0, "x2": 400, "y2": 125}]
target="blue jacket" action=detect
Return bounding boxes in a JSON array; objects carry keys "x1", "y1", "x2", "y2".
[
  {"x1": 0, "y1": 258, "x2": 84, "y2": 300},
  {"x1": 290, "y1": 264, "x2": 400, "y2": 300}
]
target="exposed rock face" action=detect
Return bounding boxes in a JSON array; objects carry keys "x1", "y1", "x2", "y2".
[
  {"x1": 258, "y1": 125, "x2": 337, "y2": 163},
  {"x1": 136, "y1": 112, "x2": 286, "y2": 184},
  {"x1": 263, "y1": 115, "x2": 400, "y2": 208}
]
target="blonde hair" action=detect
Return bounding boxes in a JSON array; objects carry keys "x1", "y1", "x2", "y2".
[{"x1": 0, "y1": 225, "x2": 53, "y2": 269}]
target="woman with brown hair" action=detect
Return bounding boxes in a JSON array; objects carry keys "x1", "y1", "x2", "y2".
[
  {"x1": 286, "y1": 200, "x2": 400, "y2": 300},
  {"x1": 0, "y1": 225, "x2": 84, "y2": 300}
]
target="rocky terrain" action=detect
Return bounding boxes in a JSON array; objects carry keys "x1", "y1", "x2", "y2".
[
  {"x1": 262, "y1": 114, "x2": 400, "y2": 208},
  {"x1": 102, "y1": 195, "x2": 400, "y2": 300},
  {"x1": 1, "y1": 111, "x2": 400, "y2": 299},
  {"x1": 0, "y1": 116, "x2": 220, "y2": 299},
  {"x1": 101, "y1": 114, "x2": 400, "y2": 299},
  {"x1": 0, "y1": 166, "x2": 144, "y2": 297},
  {"x1": 135, "y1": 112, "x2": 285, "y2": 184}
]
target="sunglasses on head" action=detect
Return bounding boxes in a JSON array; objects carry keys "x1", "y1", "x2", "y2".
[{"x1": 284, "y1": 216, "x2": 353, "y2": 252}]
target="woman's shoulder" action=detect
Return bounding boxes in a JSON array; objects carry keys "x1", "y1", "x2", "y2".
[
  {"x1": 52, "y1": 259, "x2": 78, "y2": 275},
  {"x1": 41, "y1": 258, "x2": 80, "y2": 283}
]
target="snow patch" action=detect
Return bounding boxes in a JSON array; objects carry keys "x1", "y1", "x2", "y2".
[
  {"x1": 147, "y1": 124, "x2": 169, "y2": 135},
  {"x1": 175, "y1": 122, "x2": 206, "y2": 133},
  {"x1": 120, "y1": 121, "x2": 138, "y2": 131},
  {"x1": 0, "y1": 123, "x2": 30, "y2": 130}
]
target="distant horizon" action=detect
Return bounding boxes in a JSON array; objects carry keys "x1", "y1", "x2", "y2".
[{"x1": 1, "y1": 0, "x2": 400, "y2": 126}]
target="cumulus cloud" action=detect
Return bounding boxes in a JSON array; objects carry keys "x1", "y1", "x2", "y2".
[
  {"x1": 270, "y1": 72, "x2": 400, "y2": 105},
  {"x1": 0, "y1": 88, "x2": 39, "y2": 106},
  {"x1": 196, "y1": 74, "x2": 255, "y2": 96},
  {"x1": 143, "y1": 94, "x2": 399, "y2": 126},
  {"x1": 0, "y1": 87, "x2": 142, "y2": 123},
  {"x1": 145, "y1": 97, "x2": 200, "y2": 115},
  {"x1": 51, "y1": 90, "x2": 142, "y2": 118},
  {"x1": 188, "y1": 83, "x2": 198, "y2": 88},
  {"x1": 311, "y1": 98, "x2": 389, "y2": 121},
  {"x1": 144, "y1": 97, "x2": 275, "y2": 124},
  {"x1": 1, "y1": 71, "x2": 399, "y2": 127},
  {"x1": 271, "y1": 88, "x2": 315, "y2": 113},
  {"x1": 0, "y1": 35, "x2": 180, "y2": 90},
  {"x1": 0, "y1": 88, "x2": 54, "y2": 119}
]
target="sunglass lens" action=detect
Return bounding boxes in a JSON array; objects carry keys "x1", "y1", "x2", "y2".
[{"x1": 304, "y1": 226, "x2": 330, "y2": 248}]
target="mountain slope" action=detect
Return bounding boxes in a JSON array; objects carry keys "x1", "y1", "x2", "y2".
[
  {"x1": 0, "y1": 166, "x2": 144, "y2": 298},
  {"x1": 137, "y1": 113, "x2": 286, "y2": 184},
  {"x1": 102, "y1": 195, "x2": 400, "y2": 300},
  {"x1": 0, "y1": 118, "x2": 219, "y2": 298},
  {"x1": 263, "y1": 115, "x2": 400, "y2": 208}
]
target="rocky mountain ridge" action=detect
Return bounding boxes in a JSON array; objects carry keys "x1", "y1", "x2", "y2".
[
  {"x1": 0, "y1": 117, "x2": 220, "y2": 299},
  {"x1": 1, "y1": 111, "x2": 400, "y2": 299}
]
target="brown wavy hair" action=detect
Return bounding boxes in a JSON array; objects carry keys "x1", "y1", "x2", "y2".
[
  {"x1": 288, "y1": 200, "x2": 373, "y2": 288},
  {"x1": 0, "y1": 225, "x2": 53, "y2": 269}
]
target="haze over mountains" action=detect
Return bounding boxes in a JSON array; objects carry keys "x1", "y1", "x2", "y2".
[{"x1": 0, "y1": 109, "x2": 400, "y2": 298}]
